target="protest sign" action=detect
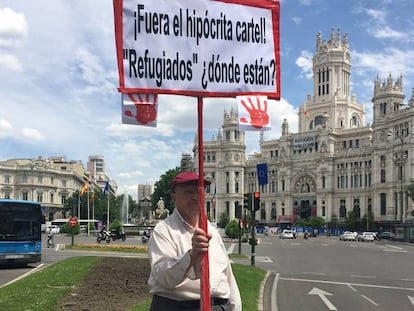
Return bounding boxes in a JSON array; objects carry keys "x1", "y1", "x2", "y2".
[{"x1": 114, "y1": 0, "x2": 280, "y2": 99}]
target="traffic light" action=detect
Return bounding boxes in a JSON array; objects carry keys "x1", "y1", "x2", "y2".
[
  {"x1": 243, "y1": 193, "x2": 252, "y2": 210},
  {"x1": 253, "y1": 191, "x2": 260, "y2": 211}
]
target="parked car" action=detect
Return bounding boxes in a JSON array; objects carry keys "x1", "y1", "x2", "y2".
[
  {"x1": 379, "y1": 231, "x2": 395, "y2": 240},
  {"x1": 357, "y1": 232, "x2": 375, "y2": 242},
  {"x1": 339, "y1": 231, "x2": 356, "y2": 241},
  {"x1": 280, "y1": 229, "x2": 294, "y2": 239}
]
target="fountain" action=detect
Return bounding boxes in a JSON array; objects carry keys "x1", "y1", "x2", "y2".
[{"x1": 121, "y1": 193, "x2": 129, "y2": 225}]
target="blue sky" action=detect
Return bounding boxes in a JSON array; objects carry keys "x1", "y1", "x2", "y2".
[{"x1": 0, "y1": 0, "x2": 413, "y2": 199}]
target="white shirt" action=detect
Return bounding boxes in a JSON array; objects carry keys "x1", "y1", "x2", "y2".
[{"x1": 148, "y1": 208, "x2": 242, "y2": 310}]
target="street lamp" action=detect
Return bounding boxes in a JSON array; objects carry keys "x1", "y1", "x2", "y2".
[{"x1": 388, "y1": 129, "x2": 409, "y2": 223}]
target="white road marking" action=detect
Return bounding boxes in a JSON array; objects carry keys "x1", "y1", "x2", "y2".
[
  {"x1": 271, "y1": 273, "x2": 279, "y2": 311},
  {"x1": 308, "y1": 287, "x2": 337, "y2": 310},
  {"x1": 279, "y1": 276, "x2": 414, "y2": 291},
  {"x1": 0, "y1": 264, "x2": 45, "y2": 288},
  {"x1": 301, "y1": 272, "x2": 327, "y2": 276},
  {"x1": 351, "y1": 275, "x2": 377, "y2": 279},
  {"x1": 227, "y1": 243, "x2": 236, "y2": 254},
  {"x1": 361, "y1": 294, "x2": 379, "y2": 306}
]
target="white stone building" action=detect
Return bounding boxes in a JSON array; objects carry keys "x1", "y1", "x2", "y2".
[
  {"x1": 194, "y1": 29, "x2": 414, "y2": 234},
  {"x1": 0, "y1": 156, "x2": 115, "y2": 221}
]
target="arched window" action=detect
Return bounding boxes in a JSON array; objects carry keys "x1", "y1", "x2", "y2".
[
  {"x1": 380, "y1": 193, "x2": 387, "y2": 215},
  {"x1": 350, "y1": 115, "x2": 359, "y2": 128},
  {"x1": 315, "y1": 115, "x2": 324, "y2": 126}
]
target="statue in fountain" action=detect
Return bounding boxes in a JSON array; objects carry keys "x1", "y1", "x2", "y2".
[{"x1": 154, "y1": 197, "x2": 169, "y2": 219}]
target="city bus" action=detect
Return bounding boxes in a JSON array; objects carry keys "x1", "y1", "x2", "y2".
[{"x1": 0, "y1": 199, "x2": 42, "y2": 265}]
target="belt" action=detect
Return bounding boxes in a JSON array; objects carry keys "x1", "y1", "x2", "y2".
[
  {"x1": 211, "y1": 297, "x2": 229, "y2": 306},
  {"x1": 153, "y1": 294, "x2": 229, "y2": 309}
]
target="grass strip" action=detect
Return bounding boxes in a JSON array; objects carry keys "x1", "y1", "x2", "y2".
[
  {"x1": 0, "y1": 256, "x2": 100, "y2": 311},
  {"x1": 127, "y1": 263, "x2": 266, "y2": 311},
  {"x1": 0, "y1": 256, "x2": 266, "y2": 311}
]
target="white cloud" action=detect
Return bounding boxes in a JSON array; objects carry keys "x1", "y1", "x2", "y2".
[
  {"x1": 0, "y1": 53, "x2": 23, "y2": 72},
  {"x1": 0, "y1": 8, "x2": 28, "y2": 48},
  {"x1": 353, "y1": 48, "x2": 414, "y2": 77},
  {"x1": 364, "y1": 8, "x2": 386, "y2": 23},
  {"x1": 362, "y1": 7, "x2": 408, "y2": 42},
  {"x1": 369, "y1": 26, "x2": 407, "y2": 41},
  {"x1": 1, "y1": 0, "x2": 413, "y2": 200},
  {"x1": 296, "y1": 51, "x2": 313, "y2": 79},
  {"x1": 291, "y1": 16, "x2": 302, "y2": 25},
  {"x1": 20, "y1": 128, "x2": 45, "y2": 141},
  {"x1": 0, "y1": 118, "x2": 13, "y2": 137}
]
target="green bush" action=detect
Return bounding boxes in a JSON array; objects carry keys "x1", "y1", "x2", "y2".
[
  {"x1": 109, "y1": 219, "x2": 123, "y2": 231},
  {"x1": 225, "y1": 220, "x2": 241, "y2": 239},
  {"x1": 62, "y1": 222, "x2": 80, "y2": 235}
]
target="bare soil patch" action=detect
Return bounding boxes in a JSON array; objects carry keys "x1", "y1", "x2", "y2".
[{"x1": 59, "y1": 257, "x2": 151, "y2": 311}]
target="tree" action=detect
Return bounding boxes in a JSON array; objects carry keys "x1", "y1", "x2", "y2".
[
  {"x1": 62, "y1": 188, "x2": 136, "y2": 225},
  {"x1": 345, "y1": 210, "x2": 361, "y2": 231},
  {"x1": 225, "y1": 220, "x2": 239, "y2": 239},
  {"x1": 217, "y1": 212, "x2": 229, "y2": 229},
  {"x1": 361, "y1": 210, "x2": 375, "y2": 231},
  {"x1": 151, "y1": 167, "x2": 181, "y2": 215}
]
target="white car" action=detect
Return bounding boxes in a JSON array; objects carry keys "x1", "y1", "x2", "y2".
[
  {"x1": 357, "y1": 232, "x2": 375, "y2": 242},
  {"x1": 339, "y1": 231, "x2": 356, "y2": 241},
  {"x1": 280, "y1": 229, "x2": 294, "y2": 239}
]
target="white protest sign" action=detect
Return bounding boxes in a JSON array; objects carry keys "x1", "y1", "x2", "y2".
[
  {"x1": 114, "y1": 0, "x2": 280, "y2": 99},
  {"x1": 237, "y1": 95, "x2": 271, "y2": 131},
  {"x1": 121, "y1": 93, "x2": 158, "y2": 127}
]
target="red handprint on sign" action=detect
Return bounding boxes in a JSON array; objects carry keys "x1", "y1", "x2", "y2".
[
  {"x1": 239, "y1": 96, "x2": 269, "y2": 129},
  {"x1": 124, "y1": 94, "x2": 157, "y2": 125}
]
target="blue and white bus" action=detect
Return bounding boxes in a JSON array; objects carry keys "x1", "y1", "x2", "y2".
[{"x1": 0, "y1": 199, "x2": 42, "y2": 265}]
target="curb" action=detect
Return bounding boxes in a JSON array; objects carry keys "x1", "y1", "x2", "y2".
[{"x1": 258, "y1": 271, "x2": 270, "y2": 311}]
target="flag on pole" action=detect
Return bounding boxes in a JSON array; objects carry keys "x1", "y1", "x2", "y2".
[
  {"x1": 257, "y1": 163, "x2": 268, "y2": 185},
  {"x1": 89, "y1": 191, "x2": 95, "y2": 202},
  {"x1": 80, "y1": 182, "x2": 88, "y2": 196},
  {"x1": 211, "y1": 185, "x2": 216, "y2": 209},
  {"x1": 103, "y1": 181, "x2": 109, "y2": 198}
]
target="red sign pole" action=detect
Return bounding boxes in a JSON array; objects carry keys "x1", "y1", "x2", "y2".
[{"x1": 197, "y1": 96, "x2": 211, "y2": 311}]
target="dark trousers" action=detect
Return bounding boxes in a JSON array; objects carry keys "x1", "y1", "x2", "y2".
[{"x1": 150, "y1": 294, "x2": 230, "y2": 311}]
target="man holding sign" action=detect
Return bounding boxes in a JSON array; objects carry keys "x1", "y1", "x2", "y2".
[{"x1": 148, "y1": 171, "x2": 241, "y2": 310}]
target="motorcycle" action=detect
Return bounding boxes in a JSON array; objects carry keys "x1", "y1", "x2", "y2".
[
  {"x1": 110, "y1": 229, "x2": 126, "y2": 241},
  {"x1": 303, "y1": 231, "x2": 310, "y2": 239},
  {"x1": 141, "y1": 230, "x2": 150, "y2": 244},
  {"x1": 97, "y1": 229, "x2": 111, "y2": 243},
  {"x1": 141, "y1": 235, "x2": 149, "y2": 244}
]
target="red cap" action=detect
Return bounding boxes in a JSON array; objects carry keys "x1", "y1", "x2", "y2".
[{"x1": 171, "y1": 171, "x2": 211, "y2": 190}]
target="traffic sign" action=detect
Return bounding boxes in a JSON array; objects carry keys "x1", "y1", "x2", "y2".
[{"x1": 69, "y1": 217, "x2": 78, "y2": 227}]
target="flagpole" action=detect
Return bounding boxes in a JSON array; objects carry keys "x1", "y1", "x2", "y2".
[
  {"x1": 77, "y1": 191, "x2": 80, "y2": 219},
  {"x1": 87, "y1": 183, "x2": 90, "y2": 237},
  {"x1": 107, "y1": 191, "x2": 110, "y2": 229},
  {"x1": 92, "y1": 194, "x2": 95, "y2": 223}
]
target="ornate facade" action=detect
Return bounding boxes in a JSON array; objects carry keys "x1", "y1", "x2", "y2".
[
  {"x1": 0, "y1": 156, "x2": 115, "y2": 221},
  {"x1": 195, "y1": 29, "x2": 414, "y2": 231}
]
